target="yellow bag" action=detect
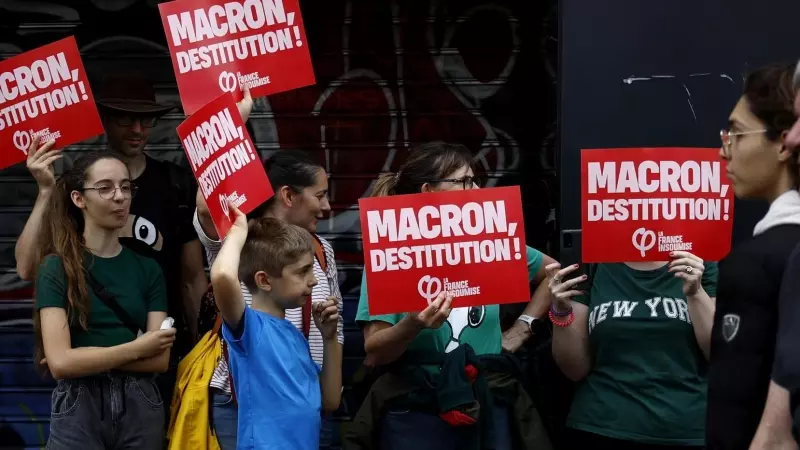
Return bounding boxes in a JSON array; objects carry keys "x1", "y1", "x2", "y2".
[{"x1": 167, "y1": 324, "x2": 223, "y2": 450}]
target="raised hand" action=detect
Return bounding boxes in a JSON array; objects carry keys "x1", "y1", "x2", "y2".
[
  {"x1": 668, "y1": 251, "x2": 705, "y2": 296},
  {"x1": 313, "y1": 296, "x2": 340, "y2": 340},
  {"x1": 227, "y1": 199, "x2": 248, "y2": 235},
  {"x1": 409, "y1": 292, "x2": 453, "y2": 329},
  {"x1": 132, "y1": 328, "x2": 177, "y2": 358},
  {"x1": 545, "y1": 262, "x2": 585, "y2": 312},
  {"x1": 26, "y1": 139, "x2": 60, "y2": 191},
  {"x1": 237, "y1": 86, "x2": 254, "y2": 123}
]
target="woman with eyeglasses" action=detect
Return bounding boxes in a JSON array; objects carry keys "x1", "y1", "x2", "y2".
[
  {"x1": 348, "y1": 141, "x2": 557, "y2": 450},
  {"x1": 33, "y1": 151, "x2": 176, "y2": 449},
  {"x1": 706, "y1": 63, "x2": 800, "y2": 449}
]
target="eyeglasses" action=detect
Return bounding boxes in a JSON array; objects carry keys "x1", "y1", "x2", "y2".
[
  {"x1": 111, "y1": 116, "x2": 158, "y2": 128},
  {"x1": 81, "y1": 183, "x2": 138, "y2": 200},
  {"x1": 432, "y1": 176, "x2": 482, "y2": 190},
  {"x1": 720, "y1": 128, "x2": 767, "y2": 157}
]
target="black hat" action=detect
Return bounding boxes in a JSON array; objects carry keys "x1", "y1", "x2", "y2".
[{"x1": 95, "y1": 74, "x2": 176, "y2": 115}]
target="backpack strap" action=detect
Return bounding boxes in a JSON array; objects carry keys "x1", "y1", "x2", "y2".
[
  {"x1": 302, "y1": 236, "x2": 329, "y2": 338},
  {"x1": 312, "y1": 234, "x2": 328, "y2": 272},
  {"x1": 212, "y1": 313, "x2": 223, "y2": 335},
  {"x1": 86, "y1": 271, "x2": 144, "y2": 337},
  {"x1": 206, "y1": 288, "x2": 238, "y2": 406},
  {"x1": 222, "y1": 339, "x2": 237, "y2": 405}
]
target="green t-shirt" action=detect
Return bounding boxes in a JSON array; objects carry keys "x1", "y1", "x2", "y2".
[
  {"x1": 35, "y1": 248, "x2": 168, "y2": 348},
  {"x1": 355, "y1": 246, "x2": 544, "y2": 356},
  {"x1": 567, "y1": 262, "x2": 718, "y2": 446}
]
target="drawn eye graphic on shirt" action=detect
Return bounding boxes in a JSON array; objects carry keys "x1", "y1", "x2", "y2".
[
  {"x1": 468, "y1": 306, "x2": 485, "y2": 327},
  {"x1": 120, "y1": 214, "x2": 164, "y2": 251},
  {"x1": 444, "y1": 305, "x2": 486, "y2": 353}
]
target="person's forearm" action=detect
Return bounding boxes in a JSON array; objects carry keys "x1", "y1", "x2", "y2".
[
  {"x1": 364, "y1": 317, "x2": 423, "y2": 366},
  {"x1": 551, "y1": 302, "x2": 592, "y2": 382},
  {"x1": 197, "y1": 205, "x2": 218, "y2": 241},
  {"x1": 209, "y1": 230, "x2": 247, "y2": 326},
  {"x1": 181, "y1": 265, "x2": 208, "y2": 341},
  {"x1": 687, "y1": 288, "x2": 714, "y2": 360},
  {"x1": 48, "y1": 342, "x2": 143, "y2": 380},
  {"x1": 209, "y1": 231, "x2": 245, "y2": 287},
  {"x1": 118, "y1": 349, "x2": 171, "y2": 373},
  {"x1": 521, "y1": 281, "x2": 552, "y2": 319},
  {"x1": 320, "y1": 338, "x2": 343, "y2": 412},
  {"x1": 750, "y1": 381, "x2": 798, "y2": 450},
  {"x1": 15, "y1": 189, "x2": 52, "y2": 280}
]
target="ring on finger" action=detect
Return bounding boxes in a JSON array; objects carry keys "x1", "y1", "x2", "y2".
[
  {"x1": 685, "y1": 265, "x2": 693, "y2": 274},
  {"x1": 553, "y1": 276, "x2": 562, "y2": 284}
]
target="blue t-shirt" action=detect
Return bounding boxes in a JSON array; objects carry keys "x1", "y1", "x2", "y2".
[{"x1": 223, "y1": 307, "x2": 321, "y2": 450}]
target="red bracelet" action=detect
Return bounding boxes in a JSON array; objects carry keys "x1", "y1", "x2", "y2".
[{"x1": 549, "y1": 309, "x2": 575, "y2": 327}]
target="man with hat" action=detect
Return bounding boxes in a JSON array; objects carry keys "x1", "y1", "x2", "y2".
[{"x1": 14, "y1": 73, "x2": 210, "y2": 413}]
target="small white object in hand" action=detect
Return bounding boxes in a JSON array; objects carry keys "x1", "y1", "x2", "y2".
[{"x1": 160, "y1": 317, "x2": 175, "y2": 330}]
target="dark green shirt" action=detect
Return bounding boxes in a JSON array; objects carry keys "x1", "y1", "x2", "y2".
[
  {"x1": 35, "y1": 248, "x2": 167, "y2": 348},
  {"x1": 567, "y1": 262, "x2": 718, "y2": 446}
]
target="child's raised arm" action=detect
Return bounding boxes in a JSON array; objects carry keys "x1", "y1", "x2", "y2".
[{"x1": 209, "y1": 201, "x2": 248, "y2": 329}]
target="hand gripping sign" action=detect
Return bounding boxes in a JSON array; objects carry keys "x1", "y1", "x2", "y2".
[
  {"x1": 177, "y1": 92, "x2": 273, "y2": 238},
  {"x1": 581, "y1": 148, "x2": 734, "y2": 263},
  {"x1": 0, "y1": 36, "x2": 103, "y2": 171},
  {"x1": 159, "y1": 0, "x2": 315, "y2": 115},
  {"x1": 359, "y1": 186, "x2": 531, "y2": 316}
]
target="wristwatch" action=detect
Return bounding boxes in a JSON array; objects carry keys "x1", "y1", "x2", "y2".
[{"x1": 517, "y1": 314, "x2": 537, "y2": 333}]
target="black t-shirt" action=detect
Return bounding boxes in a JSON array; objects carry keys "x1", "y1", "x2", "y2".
[
  {"x1": 118, "y1": 156, "x2": 197, "y2": 348},
  {"x1": 772, "y1": 243, "x2": 800, "y2": 440},
  {"x1": 706, "y1": 224, "x2": 800, "y2": 449}
]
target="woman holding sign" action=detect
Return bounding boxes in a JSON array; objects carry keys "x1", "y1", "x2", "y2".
[
  {"x1": 548, "y1": 254, "x2": 717, "y2": 449},
  {"x1": 33, "y1": 152, "x2": 175, "y2": 449},
  {"x1": 350, "y1": 142, "x2": 557, "y2": 450},
  {"x1": 707, "y1": 63, "x2": 800, "y2": 449},
  {"x1": 194, "y1": 150, "x2": 343, "y2": 450}
]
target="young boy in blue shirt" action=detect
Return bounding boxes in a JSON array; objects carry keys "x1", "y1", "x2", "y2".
[{"x1": 210, "y1": 201, "x2": 342, "y2": 449}]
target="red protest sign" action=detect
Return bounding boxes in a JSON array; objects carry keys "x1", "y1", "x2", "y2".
[
  {"x1": 177, "y1": 92, "x2": 273, "y2": 238},
  {"x1": 581, "y1": 148, "x2": 734, "y2": 263},
  {"x1": 158, "y1": 0, "x2": 315, "y2": 115},
  {"x1": 0, "y1": 36, "x2": 103, "y2": 171},
  {"x1": 359, "y1": 186, "x2": 530, "y2": 316}
]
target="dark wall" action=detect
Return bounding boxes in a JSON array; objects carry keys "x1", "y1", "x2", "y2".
[
  {"x1": 559, "y1": 0, "x2": 800, "y2": 254},
  {"x1": 0, "y1": 0, "x2": 556, "y2": 446}
]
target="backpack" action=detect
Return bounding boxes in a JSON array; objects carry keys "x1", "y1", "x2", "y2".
[{"x1": 167, "y1": 316, "x2": 223, "y2": 450}]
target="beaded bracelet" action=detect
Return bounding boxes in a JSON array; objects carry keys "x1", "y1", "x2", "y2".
[
  {"x1": 549, "y1": 309, "x2": 575, "y2": 328},
  {"x1": 550, "y1": 304, "x2": 572, "y2": 317}
]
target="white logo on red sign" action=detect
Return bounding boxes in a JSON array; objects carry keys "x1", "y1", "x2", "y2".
[
  {"x1": 219, "y1": 191, "x2": 249, "y2": 218},
  {"x1": 218, "y1": 71, "x2": 237, "y2": 93},
  {"x1": 417, "y1": 275, "x2": 442, "y2": 304},
  {"x1": 13, "y1": 130, "x2": 31, "y2": 155},
  {"x1": 219, "y1": 193, "x2": 230, "y2": 217},
  {"x1": 632, "y1": 227, "x2": 657, "y2": 257},
  {"x1": 632, "y1": 227, "x2": 695, "y2": 257}
]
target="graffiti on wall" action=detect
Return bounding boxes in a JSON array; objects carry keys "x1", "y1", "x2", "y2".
[{"x1": 0, "y1": 0, "x2": 556, "y2": 446}]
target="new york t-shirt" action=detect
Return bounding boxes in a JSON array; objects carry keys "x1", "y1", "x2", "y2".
[{"x1": 567, "y1": 262, "x2": 718, "y2": 446}]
